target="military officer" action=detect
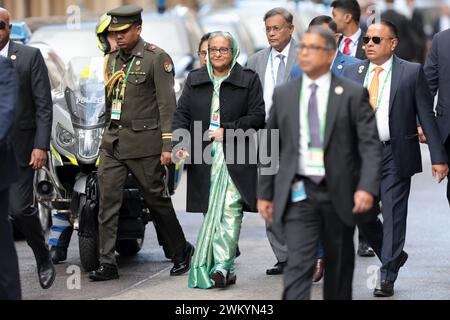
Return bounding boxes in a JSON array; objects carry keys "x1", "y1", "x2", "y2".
[{"x1": 89, "y1": 5, "x2": 194, "y2": 281}]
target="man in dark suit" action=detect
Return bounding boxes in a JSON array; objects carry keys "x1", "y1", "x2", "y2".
[
  {"x1": 0, "y1": 7, "x2": 55, "y2": 289},
  {"x1": 344, "y1": 21, "x2": 448, "y2": 297},
  {"x1": 424, "y1": 28, "x2": 450, "y2": 205},
  {"x1": 258, "y1": 26, "x2": 382, "y2": 300},
  {"x1": 331, "y1": 0, "x2": 366, "y2": 60},
  {"x1": 331, "y1": 0, "x2": 376, "y2": 258},
  {"x1": 0, "y1": 56, "x2": 21, "y2": 300},
  {"x1": 381, "y1": 0, "x2": 415, "y2": 62}
]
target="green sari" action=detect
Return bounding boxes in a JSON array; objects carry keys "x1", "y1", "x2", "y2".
[{"x1": 188, "y1": 32, "x2": 244, "y2": 289}]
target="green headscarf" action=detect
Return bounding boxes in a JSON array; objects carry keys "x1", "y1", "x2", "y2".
[{"x1": 206, "y1": 31, "x2": 240, "y2": 83}]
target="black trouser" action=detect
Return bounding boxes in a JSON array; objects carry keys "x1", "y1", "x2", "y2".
[
  {"x1": 446, "y1": 138, "x2": 450, "y2": 205},
  {"x1": 97, "y1": 146, "x2": 187, "y2": 266},
  {"x1": 9, "y1": 166, "x2": 50, "y2": 266},
  {"x1": 282, "y1": 179, "x2": 355, "y2": 300},
  {"x1": 358, "y1": 144, "x2": 411, "y2": 283},
  {"x1": 0, "y1": 188, "x2": 21, "y2": 300}
]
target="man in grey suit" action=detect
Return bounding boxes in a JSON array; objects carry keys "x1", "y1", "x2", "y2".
[
  {"x1": 258, "y1": 27, "x2": 382, "y2": 300},
  {"x1": 0, "y1": 55, "x2": 21, "y2": 300},
  {"x1": 246, "y1": 7, "x2": 298, "y2": 275},
  {"x1": 0, "y1": 7, "x2": 55, "y2": 289}
]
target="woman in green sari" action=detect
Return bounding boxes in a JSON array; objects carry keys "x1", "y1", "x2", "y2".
[{"x1": 172, "y1": 31, "x2": 265, "y2": 289}]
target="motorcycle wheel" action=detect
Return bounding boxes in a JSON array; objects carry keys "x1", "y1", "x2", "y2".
[
  {"x1": 115, "y1": 238, "x2": 144, "y2": 256},
  {"x1": 79, "y1": 234, "x2": 99, "y2": 272}
]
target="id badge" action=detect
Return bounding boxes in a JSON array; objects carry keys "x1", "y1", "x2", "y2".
[
  {"x1": 291, "y1": 180, "x2": 307, "y2": 203},
  {"x1": 304, "y1": 147, "x2": 326, "y2": 177},
  {"x1": 209, "y1": 111, "x2": 220, "y2": 132},
  {"x1": 111, "y1": 99, "x2": 122, "y2": 121}
]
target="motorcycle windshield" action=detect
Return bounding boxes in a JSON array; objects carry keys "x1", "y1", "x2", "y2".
[{"x1": 62, "y1": 57, "x2": 106, "y2": 128}]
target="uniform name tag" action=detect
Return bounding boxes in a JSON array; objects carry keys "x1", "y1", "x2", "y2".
[
  {"x1": 291, "y1": 180, "x2": 307, "y2": 203},
  {"x1": 304, "y1": 147, "x2": 326, "y2": 177},
  {"x1": 111, "y1": 99, "x2": 122, "y2": 120},
  {"x1": 209, "y1": 111, "x2": 220, "y2": 132}
]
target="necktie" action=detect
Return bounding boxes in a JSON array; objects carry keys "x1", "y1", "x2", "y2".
[
  {"x1": 343, "y1": 38, "x2": 352, "y2": 55},
  {"x1": 307, "y1": 83, "x2": 324, "y2": 184},
  {"x1": 276, "y1": 54, "x2": 285, "y2": 85},
  {"x1": 368, "y1": 66, "x2": 384, "y2": 110}
]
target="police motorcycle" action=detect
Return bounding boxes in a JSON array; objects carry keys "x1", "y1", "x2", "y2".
[{"x1": 34, "y1": 56, "x2": 183, "y2": 272}]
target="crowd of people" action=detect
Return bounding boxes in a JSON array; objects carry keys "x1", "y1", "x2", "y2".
[{"x1": 1, "y1": 0, "x2": 450, "y2": 300}]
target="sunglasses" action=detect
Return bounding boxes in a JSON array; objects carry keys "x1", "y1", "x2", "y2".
[
  {"x1": 0, "y1": 20, "x2": 7, "y2": 30},
  {"x1": 362, "y1": 36, "x2": 395, "y2": 45}
]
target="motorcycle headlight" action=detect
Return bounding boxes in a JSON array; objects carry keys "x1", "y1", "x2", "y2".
[
  {"x1": 76, "y1": 128, "x2": 103, "y2": 162},
  {"x1": 56, "y1": 124, "x2": 76, "y2": 148}
]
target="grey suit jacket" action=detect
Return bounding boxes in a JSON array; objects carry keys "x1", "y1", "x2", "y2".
[
  {"x1": 258, "y1": 74, "x2": 382, "y2": 227},
  {"x1": 247, "y1": 39, "x2": 298, "y2": 87}
]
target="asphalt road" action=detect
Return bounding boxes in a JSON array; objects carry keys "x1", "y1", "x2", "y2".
[{"x1": 15, "y1": 145, "x2": 450, "y2": 300}]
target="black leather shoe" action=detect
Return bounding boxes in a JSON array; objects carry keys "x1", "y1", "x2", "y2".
[
  {"x1": 357, "y1": 241, "x2": 375, "y2": 257},
  {"x1": 227, "y1": 272, "x2": 237, "y2": 286},
  {"x1": 266, "y1": 261, "x2": 286, "y2": 275},
  {"x1": 89, "y1": 264, "x2": 119, "y2": 281},
  {"x1": 397, "y1": 251, "x2": 408, "y2": 270},
  {"x1": 38, "y1": 258, "x2": 56, "y2": 289},
  {"x1": 170, "y1": 242, "x2": 194, "y2": 276},
  {"x1": 374, "y1": 280, "x2": 394, "y2": 297},
  {"x1": 50, "y1": 247, "x2": 67, "y2": 264},
  {"x1": 211, "y1": 270, "x2": 227, "y2": 288}
]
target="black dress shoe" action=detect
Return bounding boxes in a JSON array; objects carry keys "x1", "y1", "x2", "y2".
[
  {"x1": 227, "y1": 272, "x2": 237, "y2": 286},
  {"x1": 50, "y1": 247, "x2": 67, "y2": 264},
  {"x1": 266, "y1": 261, "x2": 286, "y2": 275},
  {"x1": 357, "y1": 241, "x2": 375, "y2": 257},
  {"x1": 373, "y1": 280, "x2": 394, "y2": 297},
  {"x1": 211, "y1": 270, "x2": 227, "y2": 288},
  {"x1": 397, "y1": 251, "x2": 408, "y2": 270},
  {"x1": 170, "y1": 242, "x2": 195, "y2": 276},
  {"x1": 38, "y1": 258, "x2": 56, "y2": 289},
  {"x1": 89, "y1": 264, "x2": 119, "y2": 281}
]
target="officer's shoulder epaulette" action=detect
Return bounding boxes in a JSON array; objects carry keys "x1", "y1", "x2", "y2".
[{"x1": 145, "y1": 43, "x2": 161, "y2": 53}]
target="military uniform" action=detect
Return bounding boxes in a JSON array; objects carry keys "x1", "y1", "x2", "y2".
[{"x1": 96, "y1": 5, "x2": 191, "y2": 269}]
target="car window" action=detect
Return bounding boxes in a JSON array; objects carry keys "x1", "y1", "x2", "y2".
[
  {"x1": 31, "y1": 28, "x2": 101, "y2": 64},
  {"x1": 141, "y1": 20, "x2": 186, "y2": 61}
]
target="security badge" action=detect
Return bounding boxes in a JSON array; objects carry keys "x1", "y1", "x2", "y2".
[
  {"x1": 10, "y1": 54, "x2": 17, "y2": 61},
  {"x1": 163, "y1": 60, "x2": 173, "y2": 73},
  {"x1": 337, "y1": 64, "x2": 343, "y2": 70}
]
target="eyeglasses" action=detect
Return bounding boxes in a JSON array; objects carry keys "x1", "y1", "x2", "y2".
[
  {"x1": 197, "y1": 50, "x2": 207, "y2": 58},
  {"x1": 209, "y1": 47, "x2": 231, "y2": 55},
  {"x1": 265, "y1": 25, "x2": 290, "y2": 34},
  {"x1": 362, "y1": 36, "x2": 395, "y2": 45},
  {"x1": 0, "y1": 21, "x2": 9, "y2": 30},
  {"x1": 299, "y1": 44, "x2": 330, "y2": 53}
]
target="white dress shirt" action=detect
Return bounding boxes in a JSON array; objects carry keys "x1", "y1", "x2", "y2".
[
  {"x1": 264, "y1": 42, "x2": 291, "y2": 119},
  {"x1": 365, "y1": 56, "x2": 394, "y2": 142},
  {"x1": 339, "y1": 28, "x2": 362, "y2": 58},
  {"x1": 298, "y1": 71, "x2": 332, "y2": 175},
  {"x1": 0, "y1": 40, "x2": 10, "y2": 58}
]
